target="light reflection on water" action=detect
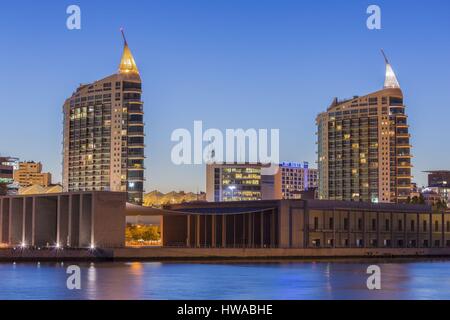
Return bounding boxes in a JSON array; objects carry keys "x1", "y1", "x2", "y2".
[{"x1": 0, "y1": 259, "x2": 450, "y2": 300}]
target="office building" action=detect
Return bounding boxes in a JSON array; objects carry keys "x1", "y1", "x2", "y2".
[
  {"x1": 0, "y1": 158, "x2": 14, "y2": 185},
  {"x1": 0, "y1": 157, "x2": 19, "y2": 194},
  {"x1": 316, "y1": 51, "x2": 412, "y2": 203},
  {"x1": 62, "y1": 31, "x2": 145, "y2": 205},
  {"x1": 206, "y1": 163, "x2": 266, "y2": 202},
  {"x1": 13, "y1": 162, "x2": 51, "y2": 188},
  {"x1": 424, "y1": 170, "x2": 450, "y2": 207}
]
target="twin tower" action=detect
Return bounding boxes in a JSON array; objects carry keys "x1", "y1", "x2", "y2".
[
  {"x1": 62, "y1": 31, "x2": 145, "y2": 205},
  {"x1": 61, "y1": 31, "x2": 412, "y2": 205},
  {"x1": 316, "y1": 52, "x2": 412, "y2": 203}
]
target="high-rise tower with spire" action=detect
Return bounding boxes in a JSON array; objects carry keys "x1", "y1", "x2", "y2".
[
  {"x1": 316, "y1": 52, "x2": 412, "y2": 203},
  {"x1": 62, "y1": 30, "x2": 145, "y2": 204}
]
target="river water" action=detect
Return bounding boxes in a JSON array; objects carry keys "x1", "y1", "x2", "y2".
[{"x1": 1, "y1": 259, "x2": 449, "y2": 300}]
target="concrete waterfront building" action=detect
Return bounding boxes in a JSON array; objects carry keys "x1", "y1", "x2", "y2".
[
  {"x1": 206, "y1": 163, "x2": 267, "y2": 202},
  {"x1": 62, "y1": 30, "x2": 145, "y2": 205},
  {"x1": 0, "y1": 190, "x2": 449, "y2": 255},
  {"x1": 161, "y1": 200, "x2": 450, "y2": 249},
  {"x1": 317, "y1": 51, "x2": 412, "y2": 203},
  {"x1": 13, "y1": 162, "x2": 52, "y2": 188},
  {"x1": 0, "y1": 192, "x2": 126, "y2": 248}
]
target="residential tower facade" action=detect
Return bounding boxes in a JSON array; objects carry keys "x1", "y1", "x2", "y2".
[
  {"x1": 62, "y1": 31, "x2": 145, "y2": 204},
  {"x1": 316, "y1": 52, "x2": 412, "y2": 203}
]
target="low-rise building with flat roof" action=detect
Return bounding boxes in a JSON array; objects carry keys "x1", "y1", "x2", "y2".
[{"x1": 161, "y1": 199, "x2": 449, "y2": 249}]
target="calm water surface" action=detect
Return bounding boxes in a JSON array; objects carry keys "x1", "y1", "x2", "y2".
[{"x1": 1, "y1": 259, "x2": 450, "y2": 300}]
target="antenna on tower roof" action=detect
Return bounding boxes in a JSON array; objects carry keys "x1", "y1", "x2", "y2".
[
  {"x1": 120, "y1": 27, "x2": 127, "y2": 45},
  {"x1": 381, "y1": 49, "x2": 389, "y2": 64}
]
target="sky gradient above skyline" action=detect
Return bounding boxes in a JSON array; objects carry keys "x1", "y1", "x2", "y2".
[{"x1": 1, "y1": 0, "x2": 449, "y2": 193}]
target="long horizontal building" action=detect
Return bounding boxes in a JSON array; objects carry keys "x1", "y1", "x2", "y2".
[
  {"x1": 162, "y1": 200, "x2": 450, "y2": 249},
  {"x1": 2, "y1": 191, "x2": 449, "y2": 253},
  {"x1": 0, "y1": 192, "x2": 126, "y2": 248}
]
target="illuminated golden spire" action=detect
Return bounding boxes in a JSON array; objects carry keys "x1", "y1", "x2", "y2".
[
  {"x1": 119, "y1": 28, "x2": 139, "y2": 75},
  {"x1": 381, "y1": 49, "x2": 400, "y2": 89}
]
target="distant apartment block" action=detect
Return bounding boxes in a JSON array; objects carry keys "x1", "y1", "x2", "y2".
[
  {"x1": 316, "y1": 52, "x2": 412, "y2": 203},
  {"x1": 62, "y1": 31, "x2": 145, "y2": 205},
  {"x1": 261, "y1": 162, "x2": 318, "y2": 200},
  {"x1": 13, "y1": 162, "x2": 51, "y2": 188}
]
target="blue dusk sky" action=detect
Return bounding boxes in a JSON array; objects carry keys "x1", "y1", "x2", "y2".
[{"x1": 0, "y1": 0, "x2": 449, "y2": 193}]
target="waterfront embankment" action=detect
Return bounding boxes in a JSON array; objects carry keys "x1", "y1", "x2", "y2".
[{"x1": 2, "y1": 247, "x2": 450, "y2": 261}]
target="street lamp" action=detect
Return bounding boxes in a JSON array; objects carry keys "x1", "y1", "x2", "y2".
[{"x1": 228, "y1": 185, "x2": 236, "y2": 201}]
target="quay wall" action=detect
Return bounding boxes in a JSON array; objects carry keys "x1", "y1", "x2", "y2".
[{"x1": 2, "y1": 247, "x2": 450, "y2": 261}]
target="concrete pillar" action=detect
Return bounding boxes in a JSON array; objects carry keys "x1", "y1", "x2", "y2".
[
  {"x1": 332, "y1": 210, "x2": 336, "y2": 248},
  {"x1": 204, "y1": 215, "x2": 208, "y2": 247},
  {"x1": 196, "y1": 215, "x2": 201, "y2": 248},
  {"x1": 34, "y1": 196, "x2": 57, "y2": 247},
  {"x1": 1, "y1": 198, "x2": 9, "y2": 244},
  {"x1": 252, "y1": 213, "x2": 255, "y2": 248},
  {"x1": 0, "y1": 198, "x2": 3, "y2": 244},
  {"x1": 416, "y1": 212, "x2": 420, "y2": 247},
  {"x1": 429, "y1": 212, "x2": 433, "y2": 247},
  {"x1": 403, "y1": 212, "x2": 407, "y2": 247},
  {"x1": 347, "y1": 211, "x2": 351, "y2": 247},
  {"x1": 9, "y1": 198, "x2": 23, "y2": 245},
  {"x1": 186, "y1": 215, "x2": 191, "y2": 247},
  {"x1": 221, "y1": 215, "x2": 226, "y2": 248},
  {"x1": 233, "y1": 215, "x2": 236, "y2": 248},
  {"x1": 303, "y1": 205, "x2": 309, "y2": 248},
  {"x1": 362, "y1": 211, "x2": 367, "y2": 248},
  {"x1": 271, "y1": 209, "x2": 276, "y2": 248},
  {"x1": 377, "y1": 211, "x2": 380, "y2": 248},
  {"x1": 260, "y1": 211, "x2": 264, "y2": 248},
  {"x1": 68, "y1": 194, "x2": 81, "y2": 247},
  {"x1": 247, "y1": 213, "x2": 252, "y2": 248},
  {"x1": 442, "y1": 211, "x2": 445, "y2": 248},
  {"x1": 22, "y1": 198, "x2": 26, "y2": 245},
  {"x1": 211, "y1": 215, "x2": 216, "y2": 248},
  {"x1": 78, "y1": 194, "x2": 84, "y2": 247},
  {"x1": 390, "y1": 212, "x2": 394, "y2": 247},
  {"x1": 57, "y1": 195, "x2": 70, "y2": 247},
  {"x1": 68, "y1": 195, "x2": 72, "y2": 247},
  {"x1": 243, "y1": 213, "x2": 246, "y2": 248},
  {"x1": 79, "y1": 194, "x2": 93, "y2": 247},
  {"x1": 30, "y1": 197, "x2": 36, "y2": 246}
]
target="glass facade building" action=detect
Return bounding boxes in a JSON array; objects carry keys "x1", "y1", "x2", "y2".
[{"x1": 206, "y1": 163, "x2": 264, "y2": 202}]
